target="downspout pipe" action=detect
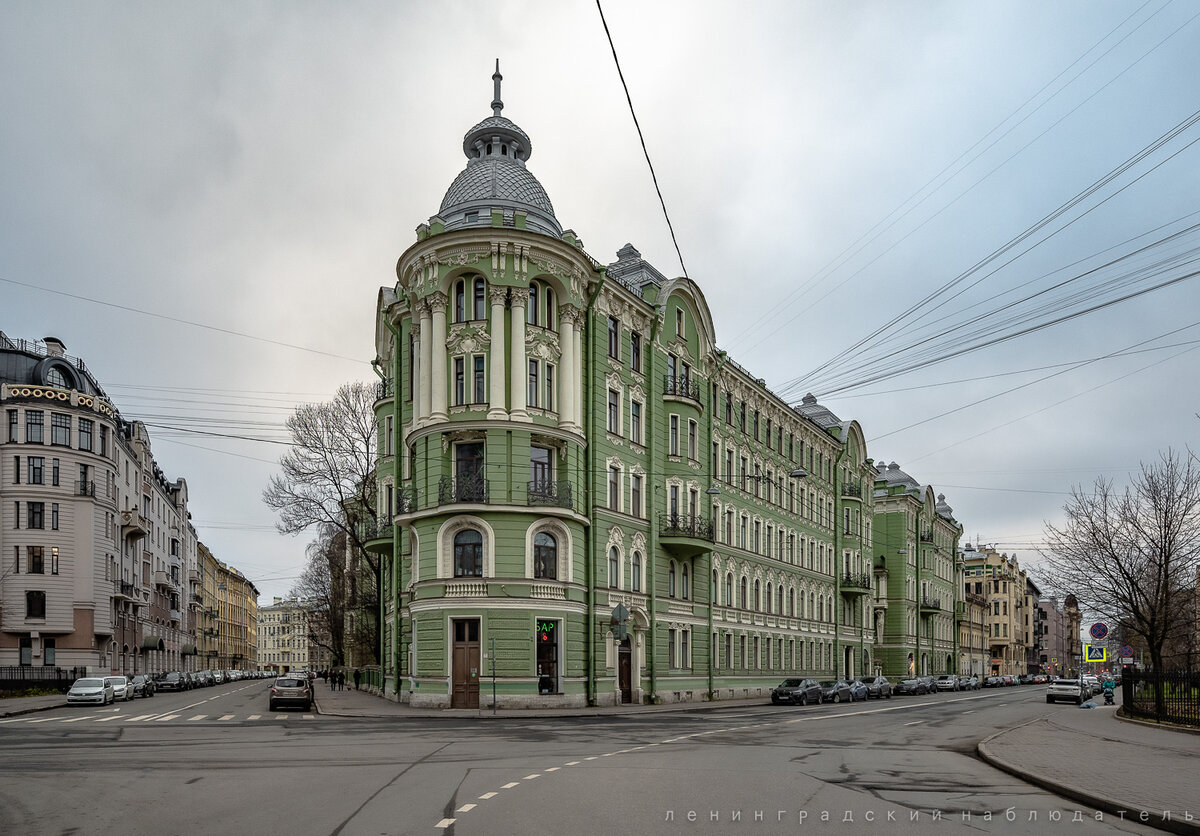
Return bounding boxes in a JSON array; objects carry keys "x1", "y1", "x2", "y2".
[
  {"x1": 646, "y1": 305, "x2": 663, "y2": 702},
  {"x1": 584, "y1": 270, "x2": 606, "y2": 706},
  {"x1": 706, "y1": 350, "x2": 730, "y2": 700},
  {"x1": 383, "y1": 317, "x2": 403, "y2": 697},
  {"x1": 833, "y1": 444, "x2": 846, "y2": 680}
]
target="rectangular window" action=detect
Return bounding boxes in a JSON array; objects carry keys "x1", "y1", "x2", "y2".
[
  {"x1": 630, "y1": 331, "x2": 641, "y2": 372},
  {"x1": 6, "y1": 409, "x2": 15, "y2": 442},
  {"x1": 100, "y1": 425, "x2": 108, "y2": 457},
  {"x1": 725, "y1": 395, "x2": 732, "y2": 425},
  {"x1": 687, "y1": 419, "x2": 697, "y2": 461},
  {"x1": 544, "y1": 362, "x2": 554, "y2": 412},
  {"x1": 51, "y1": 547, "x2": 59, "y2": 575},
  {"x1": 608, "y1": 466, "x2": 620, "y2": 510},
  {"x1": 725, "y1": 450, "x2": 733, "y2": 482},
  {"x1": 607, "y1": 390, "x2": 620, "y2": 434},
  {"x1": 28, "y1": 545, "x2": 44, "y2": 574},
  {"x1": 754, "y1": 520, "x2": 761, "y2": 553},
  {"x1": 528, "y1": 360, "x2": 539, "y2": 408},
  {"x1": 607, "y1": 316, "x2": 620, "y2": 359},
  {"x1": 52, "y1": 459, "x2": 59, "y2": 487},
  {"x1": 530, "y1": 446, "x2": 552, "y2": 487},
  {"x1": 28, "y1": 502, "x2": 44, "y2": 530},
  {"x1": 666, "y1": 353, "x2": 676, "y2": 381},
  {"x1": 788, "y1": 434, "x2": 794, "y2": 460},
  {"x1": 26, "y1": 411, "x2": 44, "y2": 444},
  {"x1": 28, "y1": 457, "x2": 44, "y2": 485},
  {"x1": 765, "y1": 418, "x2": 772, "y2": 449},
  {"x1": 675, "y1": 309, "x2": 684, "y2": 338},
  {"x1": 669, "y1": 484, "x2": 679, "y2": 517},
  {"x1": 474, "y1": 355, "x2": 486, "y2": 404},
  {"x1": 51, "y1": 503, "x2": 59, "y2": 531},
  {"x1": 681, "y1": 629, "x2": 690, "y2": 669},
  {"x1": 669, "y1": 415, "x2": 679, "y2": 456},
  {"x1": 78, "y1": 418, "x2": 93, "y2": 451},
  {"x1": 669, "y1": 628, "x2": 677, "y2": 668},
  {"x1": 631, "y1": 474, "x2": 642, "y2": 518},
  {"x1": 44, "y1": 637, "x2": 55, "y2": 666},
  {"x1": 753, "y1": 410, "x2": 759, "y2": 441},
  {"x1": 739, "y1": 402, "x2": 746, "y2": 433},
  {"x1": 630, "y1": 401, "x2": 641, "y2": 445},
  {"x1": 454, "y1": 357, "x2": 465, "y2": 406},
  {"x1": 26, "y1": 591, "x2": 46, "y2": 619},
  {"x1": 50, "y1": 413, "x2": 70, "y2": 446}
]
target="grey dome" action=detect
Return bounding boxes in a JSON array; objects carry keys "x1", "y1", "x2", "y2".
[{"x1": 440, "y1": 157, "x2": 556, "y2": 217}]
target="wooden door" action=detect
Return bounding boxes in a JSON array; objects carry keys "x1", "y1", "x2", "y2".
[{"x1": 451, "y1": 619, "x2": 480, "y2": 708}]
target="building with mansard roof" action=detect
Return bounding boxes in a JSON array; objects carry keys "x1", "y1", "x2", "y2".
[{"x1": 369, "y1": 66, "x2": 881, "y2": 708}]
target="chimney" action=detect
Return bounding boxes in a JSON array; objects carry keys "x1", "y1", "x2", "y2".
[{"x1": 43, "y1": 337, "x2": 65, "y2": 357}]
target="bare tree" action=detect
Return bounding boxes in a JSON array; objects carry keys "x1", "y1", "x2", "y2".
[
  {"x1": 264, "y1": 381, "x2": 380, "y2": 661},
  {"x1": 1042, "y1": 449, "x2": 1200, "y2": 677},
  {"x1": 288, "y1": 523, "x2": 347, "y2": 668}
]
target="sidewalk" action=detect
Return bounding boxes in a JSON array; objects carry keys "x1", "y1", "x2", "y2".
[
  {"x1": 0, "y1": 693, "x2": 68, "y2": 718},
  {"x1": 978, "y1": 699, "x2": 1200, "y2": 835},
  {"x1": 312, "y1": 681, "x2": 772, "y2": 719}
]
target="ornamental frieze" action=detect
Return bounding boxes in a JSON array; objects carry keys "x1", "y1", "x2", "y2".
[
  {"x1": 525, "y1": 326, "x2": 560, "y2": 361},
  {"x1": 446, "y1": 323, "x2": 492, "y2": 355}
]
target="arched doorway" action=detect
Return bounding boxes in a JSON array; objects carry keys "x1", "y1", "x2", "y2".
[
  {"x1": 618, "y1": 637, "x2": 633, "y2": 703},
  {"x1": 844, "y1": 646, "x2": 853, "y2": 679}
]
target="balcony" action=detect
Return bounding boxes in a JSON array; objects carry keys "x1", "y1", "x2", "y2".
[
  {"x1": 169, "y1": 608, "x2": 182, "y2": 623},
  {"x1": 76, "y1": 480, "x2": 95, "y2": 497},
  {"x1": 359, "y1": 520, "x2": 395, "y2": 555},
  {"x1": 375, "y1": 378, "x2": 394, "y2": 401},
  {"x1": 438, "y1": 474, "x2": 489, "y2": 506},
  {"x1": 113, "y1": 580, "x2": 136, "y2": 602},
  {"x1": 153, "y1": 570, "x2": 172, "y2": 590},
  {"x1": 662, "y1": 374, "x2": 702, "y2": 404},
  {"x1": 919, "y1": 531, "x2": 934, "y2": 544},
  {"x1": 527, "y1": 480, "x2": 573, "y2": 510},
  {"x1": 658, "y1": 512, "x2": 714, "y2": 558},
  {"x1": 839, "y1": 573, "x2": 871, "y2": 595},
  {"x1": 920, "y1": 596, "x2": 942, "y2": 614},
  {"x1": 120, "y1": 510, "x2": 148, "y2": 541},
  {"x1": 841, "y1": 482, "x2": 863, "y2": 500},
  {"x1": 396, "y1": 485, "x2": 418, "y2": 514}
]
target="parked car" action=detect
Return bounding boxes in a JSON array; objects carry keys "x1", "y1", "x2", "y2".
[
  {"x1": 1017, "y1": 674, "x2": 1034, "y2": 685},
  {"x1": 982, "y1": 676, "x2": 1003, "y2": 687},
  {"x1": 957, "y1": 675, "x2": 979, "y2": 691},
  {"x1": 916, "y1": 675, "x2": 938, "y2": 694},
  {"x1": 106, "y1": 675, "x2": 135, "y2": 702},
  {"x1": 844, "y1": 680, "x2": 869, "y2": 702},
  {"x1": 130, "y1": 674, "x2": 155, "y2": 698},
  {"x1": 66, "y1": 677, "x2": 114, "y2": 705},
  {"x1": 771, "y1": 678, "x2": 823, "y2": 706},
  {"x1": 1046, "y1": 678, "x2": 1087, "y2": 705},
  {"x1": 268, "y1": 676, "x2": 313, "y2": 712},
  {"x1": 1082, "y1": 675, "x2": 1101, "y2": 696},
  {"x1": 158, "y1": 671, "x2": 189, "y2": 692},
  {"x1": 1001, "y1": 675, "x2": 1016, "y2": 686},
  {"x1": 893, "y1": 678, "x2": 928, "y2": 696},
  {"x1": 212, "y1": 670, "x2": 226, "y2": 685},
  {"x1": 857, "y1": 676, "x2": 892, "y2": 699},
  {"x1": 817, "y1": 680, "x2": 852, "y2": 704},
  {"x1": 934, "y1": 674, "x2": 959, "y2": 692}
]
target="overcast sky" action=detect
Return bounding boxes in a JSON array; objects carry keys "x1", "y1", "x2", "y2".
[{"x1": 3, "y1": 1, "x2": 1198, "y2": 606}]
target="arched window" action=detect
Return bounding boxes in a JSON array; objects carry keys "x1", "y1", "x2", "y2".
[
  {"x1": 681, "y1": 564, "x2": 690, "y2": 599},
  {"x1": 725, "y1": 573, "x2": 733, "y2": 606},
  {"x1": 608, "y1": 547, "x2": 620, "y2": 588},
  {"x1": 632, "y1": 552, "x2": 642, "y2": 592},
  {"x1": 754, "y1": 580, "x2": 761, "y2": 611},
  {"x1": 668, "y1": 561, "x2": 677, "y2": 597},
  {"x1": 765, "y1": 582, "x2": 772, "y2": 613},
  {"x1": 712, "y1": 569, "x2": 718, "y2": 602},
  {"x1": 528, "y1": 283, "x2": 540, "y2": 325},
  {"x1": 473, "y1": 278, "x2": 486, "y2": 320},
  {"x1": 788, "y1": 587, "x2": 795, "y2": 617},
  {"x1": 545, "y1": 285, "x2": 556, "y2": 329},
  {"x1": 777, "y1": 585, "x2": 784, "y2": 613},
  {"x1": 453, "y1": 529, "x2": 483, "y2": 577},
  {"x1": 533, "y1": 531, "x2": 557, "y2": 579},
  {"x1": 818, "y1": 597, "x2": 824, "y2": 622},
  {"x1": 454, "y1": 280, "x2": 467, "y2": 323},
  {"x1": 740, "y1": 576, "x2": 748, "y2": 609}
]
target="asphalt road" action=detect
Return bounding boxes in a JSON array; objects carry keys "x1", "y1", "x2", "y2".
[{"x1": 0, "y1": 684, "x2": 1160, "y2": 836}]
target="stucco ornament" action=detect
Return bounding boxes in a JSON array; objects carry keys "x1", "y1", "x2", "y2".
[
  {"x1": 446, "y1": 323, "x2": 492, "y2": 355},
  {"x1": 525, "y1": 326, "x2": 560, "y2": 361}
]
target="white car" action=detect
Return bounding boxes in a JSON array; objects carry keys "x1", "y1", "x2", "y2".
[
  {"x1": 66, "y1": 677, "x2": 115, "y2": 705},
  {"x1": 1046, "y1": 678, "x2": 1086, "y2": 705},
  {"x1": 106, "y1": 675, "x2": 135, "y2": 702}
]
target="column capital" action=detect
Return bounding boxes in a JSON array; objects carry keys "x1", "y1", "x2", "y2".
[
  {"x1": 426, "y1": 291, "x2": 448, "y2": 314},
  {"x1": 488, "y1": 286, "x2": 510, "y2": 306},
  {"x1": 509, "y1": 289, "x2": 527, "y2": 310},
  {"x1": 558, "y1": 303, "x2": 584, "y2": 328}
]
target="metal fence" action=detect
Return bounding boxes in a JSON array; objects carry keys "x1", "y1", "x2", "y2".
[
  {"x1": 0, "y1": 665, "x2": 89, "y2": 695},
  {"x1": 1121, "y1": 669, "x2": 1200, "y2": 727}
]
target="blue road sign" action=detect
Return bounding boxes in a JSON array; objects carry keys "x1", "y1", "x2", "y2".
[{"x1": 1090, "y1": 622, "x2": 1109, "y2": 640}]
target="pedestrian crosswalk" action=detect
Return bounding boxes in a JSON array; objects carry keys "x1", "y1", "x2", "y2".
[{"x1": 0, "y1": 711, "x2": 318, "y2": 726}]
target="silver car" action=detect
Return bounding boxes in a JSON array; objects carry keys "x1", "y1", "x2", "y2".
[
  {"x1": 105, "y1": 675, "x2": 135, "y2": 701},
  {"x1": 66, "y1": 677, "x2": 114, "y2": 705}
]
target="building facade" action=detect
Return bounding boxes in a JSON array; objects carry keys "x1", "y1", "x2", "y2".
[
  {"x1": 369, "y1": 68, "x2": 879, "y2": 708},
  {"x1": 958, "y1": 542, "x2": 1034, "y2": 676},
  {"x1": 1036, "y1": 595, "x2": 1076, "y2": 677},
  {"x1": 258, "y1": 597, "x2": 328, "y2": 674},
  {"x1": 956, "y1": 552, "x2": 988, "y2": 677},
  {"x1": 871, "y1": 463, "x2": 962, "y2": 678}
]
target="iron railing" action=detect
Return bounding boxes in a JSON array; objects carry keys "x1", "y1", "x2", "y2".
[
  {"x1": 357, "y1": 519, "x2": 395, "y2": 542},
  {"x1": 920, "y1": 596, "x2": 942, "y2": 611},
  {"x1": 662, "y1": 374, "x2": 702, "y2": 403},
  {"x1": 375, "y1": 378, "x2": 394, "y2": 400},
  {"x1": 0, "y1": 665, "x2": 90, "y2": 695},
  {"x1": 842, "y1": 483, "x2": 862, "y2": 498},
  {"x1": 528, "y1": 480, "x2": 573, "y2": 509},
  {"x1": 840, "y1": 573, "x2": 872, "y2": 591},
  {"x1": 439, "y1": 473, "x2": 489, "y2": 505},
  {"x1": 1122, "y1": 669, "x2": 1200, "y2": 728},
  {"x1": 658, "y1": 512, "x2": 714, "y2": 541},
  {"x1": 396, "y1": 485, "x2": 418, "y2": 514}
]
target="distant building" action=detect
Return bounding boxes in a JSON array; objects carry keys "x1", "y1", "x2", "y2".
[
  {"x1": 958, "y1": 543, "x2": 1034, "y2": 677},
  {"x1": 1036, "y1": 596, "x2": 1075, "y2": 677},
  {"x1": 258, "y1": 597, "x2": 329, "y2": 674}
]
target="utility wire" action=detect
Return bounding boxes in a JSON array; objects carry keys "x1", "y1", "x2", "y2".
[{"x1": 595, "y1": 0, "x2": 689, "y2": 280}]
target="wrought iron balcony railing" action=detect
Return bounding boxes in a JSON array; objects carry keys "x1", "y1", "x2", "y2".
[
  {"x1": 375, "y1": 378, "x2": 394, "y2": 400},
  {"x1": 841, "y1": 482, "x2": 862, "y2": 498},
  {"x1": 528, "y1": 479, "x2": 573, "y2": 510},
  {"x1": 662, "y1": 374, "x2": 702, "y2": 403},
  {"x1": 396, "y1": 485, "x2": 418, "y2": 514},
  {"x1": 920, "y1": 596, "x2": 942, "y2": 611},
  {"x1": 840, "y1": 572, "x2": 872, "y2": 590},
  {"x1": 439, "y1": 473, "x2": 489, "y2": 505},
  {"x1": 658, "y1": 512, "x2": 714, "y2": 541}
]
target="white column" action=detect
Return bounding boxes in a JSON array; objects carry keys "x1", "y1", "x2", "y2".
[
  {"x1": 510, "y1": 293, "x2": 528, "y2": 420},
  {"x1": 417, "y1": 304, "x2": 432, "y2": 426},
  {"x1": 488, "y1": 287, "x2": 508, "y2": 419},
  {"x1": 572, "y1": 315, "x2": 583, "y2": 429},
  {"x1": 429, "y1": 292, "x2": 448, "y2": 422},
  {"x1": 557, "y1": 305, "x2": 576, "y2": 432}
]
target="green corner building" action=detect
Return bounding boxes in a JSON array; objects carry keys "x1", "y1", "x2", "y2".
[
  {"x1": 370, "y1": 67, "x2": 880, "y2": 708},
  {"x1": 871, "y1": 462, "x2": 962, "y2": 679}
]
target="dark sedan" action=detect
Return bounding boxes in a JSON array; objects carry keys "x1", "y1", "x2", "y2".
[
  {"x1": 130, "y1": 674, "x2": 156, "y2": 698},
  {"x1": 858, "y1": 676, "x2": 892, "y2": 699},
  {"x1": 893, "y1": 678, "x2": 929, "y2": 695},
  {"x1": 771, "y1": 677, "x2": 823, "y2": 706},
  {"x1": 844, "y1": 680, "x2": 869, "y2": 702},
  {"x1": 156, "y1": 671, "x2": 189, "y2": 692},
  {"x1": 817, "y1": 680, "x2": 851, "y2": 704},
  {"x1": 983, "y1": 676, "x2": 1004, "y2": 687}
]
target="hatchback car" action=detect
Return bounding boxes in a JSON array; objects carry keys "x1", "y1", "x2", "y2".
[
  {"x1": 983, "y1": 676, "x2": 1004, "y2": 688},
  {"x1": 771, "y1": 677, "x2": 823, "y2": 706},
  {"x1": 269, "y1": 676, "x2": 313, "y2": 712},
  {"x1": 66, "y1": 677, "x2": 114, "y2": 705},
  {"x1": 818, "y1": 680, "x2": 852, "y2": 703},
  {"x1": 893, "y1": 678, "x2": 928, "y2": 696},
  {"x1": 858, "y1": 676, "x2": 892, "y2": 699},
  {"x1": 844, "y1": 680, "x2": 869, "y2": 702},
  {"x1": 130, "y1": 674, "x2": 155, "y2": 698},
  {"x1": 106, "y1": 675, "x2": 135, "y2": 702}
]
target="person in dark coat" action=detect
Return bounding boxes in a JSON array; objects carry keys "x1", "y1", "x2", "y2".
[
  {"x1": 337, "y1": 670, "x2": 345, "y2": 690},
  {"x1": 353, "y1": 668, "x2": 361, "y2": 691}
]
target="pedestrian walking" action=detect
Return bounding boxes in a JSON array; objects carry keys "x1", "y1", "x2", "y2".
[
  {"x1": 353, "y1": 668, "x2": 361, "y2": 691},
  {"x1": 337, "y1": 670, "x2": 345, "y2": 691}
]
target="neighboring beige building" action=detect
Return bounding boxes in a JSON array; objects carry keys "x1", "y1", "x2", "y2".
[
  {"x1": 258, "y1": 597, "x2": 329, "y2": 674},
  {"x1": 956, "y1": 551, "x2": 988, "y2": 677},
  {"x1": 196, "y1": 543, "x2": 257, "y2": 671},
  {"x1": 958, "y1": 543, "x2": 1032, "y2": 677}
]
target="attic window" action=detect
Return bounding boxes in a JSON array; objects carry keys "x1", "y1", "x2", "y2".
[
  {"x1": 465, "y1": 211, "x2": 479, "y2": 224},
  {"x1": 502, "y1": 144, "x2": 508, "y2": 155},
  {"x1": 487, "y1": 143, "x2": 493, "y2": 154}
]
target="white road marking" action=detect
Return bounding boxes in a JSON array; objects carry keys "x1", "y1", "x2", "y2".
[
  {"x1": 903, "y1": 720, "x2": 924, "y2": 726},
  {"x1": 501, "y1": 782, "x2": 520, "y2": 789},
  {"x1": 302, "y1": 714, "x2": 314, "y2": 719},
  {"x1": 247, "y1": 714, "x2": 261, "y2": 720},
  {"x1": 187, "y1": 715, "x2": 207, "y2": 722},
  {"x1": 93, "y1": 716, "x2": 120, "y2": 722},
  {"x1": 275, "y1": 715, "x2": 287, "y2": 720},
  {"x1": 435, "y1": 818, "x2": 455, "y2": 829},
  {"x1": 218, "y1": 714, "x2": 235, "y2": 721},
  {"x1": 479, "y1": 792, "x2": 497, "y2": 800},
  {"x1": 564, "y1": 761, "x2": 580, "y2": 766},
  {"x1": 523, "y1": 774, "x2": 540, "y2": 780},
  {"x1": 60, "y1": 716, "x2": 94, "y2": 723},
  {"x1": 545, "y1": 767, "x2": 560, "y2": 772},
  {"x1": 456, "y1": 804, "x2": 477, "y2": 812},
  {"x1": 155, "y1": 715, "x2": 180, "y2": 722},
  {"x1": 125, "y1": 714, "x2": 156, "y2": 722},
  {"x1": 28, "y1": 717, "x2": 57, "y2": 724}
]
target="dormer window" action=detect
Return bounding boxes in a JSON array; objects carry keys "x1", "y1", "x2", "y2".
[
  {"x1": 486, "y1": 143, "x2": 493, "y2": 154},
  {"x1": 46, "y1": 367, "x2": 68, "y2": 389},
  {"x1": 501, "y1": 144, "x2": 508, "y2": 156}
]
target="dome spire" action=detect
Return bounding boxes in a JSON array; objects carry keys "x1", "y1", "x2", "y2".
[{"x1": 491, "y1": 59, "x2": 503, "y2": 117}]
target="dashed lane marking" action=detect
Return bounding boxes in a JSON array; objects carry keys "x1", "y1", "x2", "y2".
[
  {"x1": 187, "y1": 715, "x2": 207, "y2": 722},
  {"x1": 60, "y1": 716, "x2": 95, "y2": 723},
  {"x1": 155, "y1": 715, "x2": 180, "y2": 722},
  {"x1": 218, "y1": 714, "x2": 235, "y2": 721},
  {"x1": 456, "y1": 804, "x2": 477, "y2": 813},
  {"x1": 501, "y1": 782, "x2": 520, "y2": 789},
  {"x1": 248, "y1": 714, "x2": 261, "y2": 720},
  {"x1": 478, "y1": 792, "x2": 497, "y2": 800},
  {"x1": 435, "y1": 818, "x2": 455, "y2": 829},
  {"x1": 523, "y1": 774, "x2": 540, "y2": 780}
]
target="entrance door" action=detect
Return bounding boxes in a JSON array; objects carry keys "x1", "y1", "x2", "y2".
[
  {"x1": 618, "y1": 637, "x2": 632, "y2": 703},
  {"x1": 451, "y1": 619, "x2": 480, "y2": 708},
  {"x1": 844, "y1": 646, "x2": 853, "y2": 680}
]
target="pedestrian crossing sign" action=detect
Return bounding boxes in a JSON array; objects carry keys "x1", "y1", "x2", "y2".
[{"x1": 1085, "y1": 644, "x2": 1107, "y2": 662}]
